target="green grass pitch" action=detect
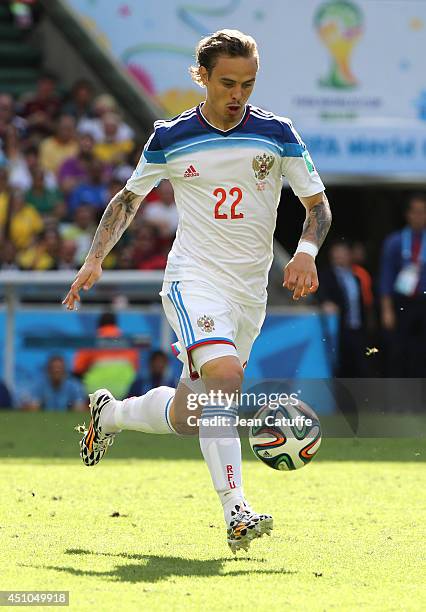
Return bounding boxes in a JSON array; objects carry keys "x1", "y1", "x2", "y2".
[{"x1": 0, "y1": 413, "x2": 425, "y2": 611}]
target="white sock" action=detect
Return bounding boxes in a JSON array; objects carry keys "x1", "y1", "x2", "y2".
[
  {"x1": 100, "y1": 386, "x2": 176, "y2": 434},
  {"x1": 218, "y1": 487, "x2": 248, "y2": 525},
  {"x1": 199, "y1": 404, "x2": 244, "y2": 523}
]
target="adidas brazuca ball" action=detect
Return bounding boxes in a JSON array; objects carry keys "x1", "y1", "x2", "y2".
[{"x1": 249, "y1": 400, "x2": 322, "y2": 470}]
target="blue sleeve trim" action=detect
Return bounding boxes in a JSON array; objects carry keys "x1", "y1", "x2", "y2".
[
  {"x1": 144, "y1": 149, "x2": 167, "y2": 164},
  {"x1": 281, "y1": 143, "x2": 305, "y2": 158}
]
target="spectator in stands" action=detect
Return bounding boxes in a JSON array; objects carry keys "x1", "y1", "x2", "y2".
[
  {"x1": 17, "y1": 227, "x2": 61, "y2": 270},
  {"x1": 0, "y1": 167, "x2": 9, "y2": 212},
  {"x1": 58, "y1": 132, "x2": 96, "y2": 198},
  {"x1": 10, "y1": 0, "x2": 36, "y2": 29},
  {"x1": 63, "y1": 79, "x2": 94, "y2": 121},
  {"x1": 93, "y1": 112, "x2": 134, "y2": 164},
  {"x1": 39, "y1": 115, "x2": 79, "y2": 174},
  {"x1": 142, "y1": 179, "x2": 178, "y2": 245},
  {"x1": 21, "y1": 355, "x2": 86, "y2": 412},
  {"x1": 25, "y1": 167, "x2": 64, "y2": 216},
  {"x1": 78, "y1": 93, "x2": 134, "y2": 143},
  {"x1": 318, "y1": 242, "x2": 369, "y2": 377},
  {"x1": 68, "y1": 158, "x2": 107, "y2": 216},
  {"x1": 61, "y1": 204, "x2": 96, "y2": 265},
  {"x1": 8, "y1": 144, "x2": 57, "y2": 192},
  {"x1": 0, "y1": 240, "x2": 19, "y2": 271},
  {"x1": 127, "y1": 350, "x2": 176, "y2": 397},
  {"x1": 130, "y1": 223, "x2": 167, "y2": 270},
  {"x1": 0, "y1": 187, "x2": 43, "y2": 249},
  {"x1": 351, "y1": 241, "x2": 374, "y2": 310},
  {"x1": 57, "y1": 239, "x2": 78, "y2": 270},
  {"x1": 114, "y1": 245, "x2": 134, "y2": 270},
  {"x1": 113, "y1": 142, "x2": 144, "y2": 184},
  {"x1": 0, "y1": 380, "x2": 12, "y2": 409},
  {"x1": 21, "y1": 72, "x2": 62, "y2": 137},
  {"x1": 73, "y1": 312, "x2": 139, "y2": 399},
  {"x1": 351, "y1": 241, "x2": 376, "y2": 334},
  {"x1": 379, "y1": 195, "x2": 426, "y2": 377},
  {"x1": 107, "y1": 176, "x2": 125, "y2": 202},
  {"x1": 0, "y1": 94, "x2": 27, "y2": 143}
]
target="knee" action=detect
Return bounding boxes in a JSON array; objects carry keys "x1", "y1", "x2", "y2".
[{"x1": 201, "y1": 356, "x2": 244, "y2": 393}]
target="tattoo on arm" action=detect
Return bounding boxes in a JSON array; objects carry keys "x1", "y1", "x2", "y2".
[
  {"x1": 301, "y1": 195, "x2": 332, "y2": 249},
  {"x1": 86, "y1": 188, "x2": 142, "y2": 261}
]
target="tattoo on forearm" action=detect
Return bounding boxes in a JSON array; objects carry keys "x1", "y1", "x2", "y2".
[
  {"x1": 87, "y1": 188, "x2": 142, "y2": 261},
  {"x1": 301, "y1": 196, "x2": 332, "y2": 248}
]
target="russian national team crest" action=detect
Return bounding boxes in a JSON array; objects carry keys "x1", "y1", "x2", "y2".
[
  {"x1": 197, "y1": 315, "x2": 215, "y2": 333},
  {"x1": 252, "y1": 153, "x2": 275, "y2": 190}
]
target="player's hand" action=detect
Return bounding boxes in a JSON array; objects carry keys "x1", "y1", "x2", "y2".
[
  {"x1": 62, "y1": 260, "x2": 103, "y2": 310},
  {"x1": 283, "y1": 253, "x2": 319, "y2": 301}
]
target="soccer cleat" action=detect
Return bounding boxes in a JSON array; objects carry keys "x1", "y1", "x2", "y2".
[
  {"x1": 75, "y1": 389, "x2": 117, "y2": 467},
  {"x1": 227, "y1": 504, "x2": 273, "y2": 554}
]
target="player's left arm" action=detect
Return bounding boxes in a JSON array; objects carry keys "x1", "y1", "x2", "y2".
[{"x1": 283, "y1": 191, "x2": 332, "y2": 300}]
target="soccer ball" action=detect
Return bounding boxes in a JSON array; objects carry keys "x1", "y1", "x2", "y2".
[{"x1": 249, "y1": 400, "x2": 321, "y2": 471}]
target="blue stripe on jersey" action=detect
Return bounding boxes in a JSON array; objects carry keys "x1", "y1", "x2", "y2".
[
  {"x1": 148, "y1": 105, "x2": 309, "y2": 166},
  {"x1": 144, "y1": 149, "x2": 166, "y2": 164},
  {"x1": 153, "y1": 105, "x2": 306, "y2": 155},
  {"x1": 165, "y1": 134, "x2": 285, "y2": 161},
  {"x1": 282, "y1": 142, "x2": 305, "y2": 157},
  {"x1": 174, "y1": 282, "x2": 195, "y2": 343},
  {"x1": 168, "y1": 282, "x2": 190, "y2": 345}
]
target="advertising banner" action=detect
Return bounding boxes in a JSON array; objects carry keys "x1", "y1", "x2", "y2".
[{"x1": 66, "y1": 0, "x2": 426, "y2": 177}]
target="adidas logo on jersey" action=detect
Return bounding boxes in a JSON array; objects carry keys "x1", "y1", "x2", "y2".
[{"x1": 184, "y1": 164, "x2": 200, "y2": 178}]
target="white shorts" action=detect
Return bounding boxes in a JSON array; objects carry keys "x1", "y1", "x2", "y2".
[{"x1": 161, "y1": 280, "x2": 266, "y2": 380}]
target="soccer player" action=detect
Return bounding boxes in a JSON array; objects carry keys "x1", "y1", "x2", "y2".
[{"x1": 63, "y1": 30, "x2": 332, "y2": 553}]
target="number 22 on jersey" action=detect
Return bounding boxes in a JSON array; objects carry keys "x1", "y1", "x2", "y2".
[{"x1": 213, "y1": 187, "x2": 244, "y2": 220}]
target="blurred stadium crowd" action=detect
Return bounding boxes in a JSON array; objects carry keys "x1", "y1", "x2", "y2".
[
  {"x1": 0, "y1": 0, "x2": 424, "y2": 409},
  {"x1": 0, "y1": 74, "x2": 177, "y2": 273},
  {"x1": 0, "y1": 74, "x2": 425, "y2": 408}
]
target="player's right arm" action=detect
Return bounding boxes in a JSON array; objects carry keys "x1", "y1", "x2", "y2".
[
  {"x1": 62, "y1": 125, "x2": 168, "y2": 310},
  {"x1": 62, "y1": 188, "x2": 143, "y2": 310}
]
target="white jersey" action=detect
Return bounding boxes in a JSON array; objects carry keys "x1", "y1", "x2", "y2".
[{"x1": 126, "y1": 104, "x2": 324, "y2": 305}]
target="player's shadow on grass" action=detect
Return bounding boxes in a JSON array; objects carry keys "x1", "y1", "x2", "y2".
[{"x1": 29, "y1": 548, "x2": 297, "y2": 583}]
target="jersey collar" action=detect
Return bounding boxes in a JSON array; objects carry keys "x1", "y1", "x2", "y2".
[{"x1": 196, "y1": 103, "x2": 250, "y2": 136}]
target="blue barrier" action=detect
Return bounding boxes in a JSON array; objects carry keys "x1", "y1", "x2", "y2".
[{"x1": 0, "y1": 309, "x2": 337, "y2": 406}]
